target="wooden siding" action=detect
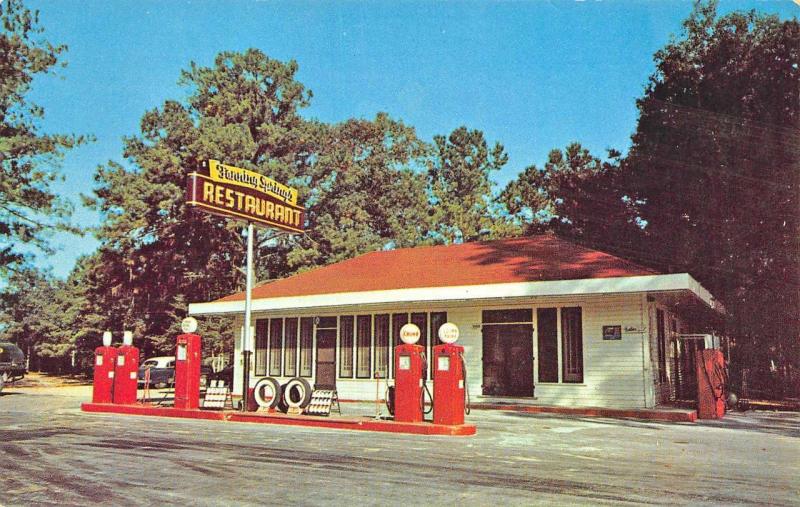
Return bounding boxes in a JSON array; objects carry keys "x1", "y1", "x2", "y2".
[{"x1": 229, "y1": 294, "x2": 656, "y2": 408}]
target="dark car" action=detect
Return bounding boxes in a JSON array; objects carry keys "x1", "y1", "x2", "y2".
[
  {"x1": 138, "y1": 356, "x2": 213, "y2": 389},
  {"x1": 138, "y1": 356, "x2": 175, "y2": 388},
  {"x1": 0, "y1": 342, "x2": 26, "y2": 394}
]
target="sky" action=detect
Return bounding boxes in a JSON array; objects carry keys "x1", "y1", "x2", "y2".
[{"x1": 23, "y1": 0, "x2": 799, "y2": 278}]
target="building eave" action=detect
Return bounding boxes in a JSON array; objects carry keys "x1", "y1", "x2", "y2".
[{"x1": 188, "y1": 273, "x2": 720, "y2": 316}]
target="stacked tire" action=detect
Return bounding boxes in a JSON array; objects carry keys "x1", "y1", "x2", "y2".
[{"x1": 253, "y1": 377, "x2": 312, "y2": 412}]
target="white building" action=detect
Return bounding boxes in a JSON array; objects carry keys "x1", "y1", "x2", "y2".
[{"x1": 189, "y1": 235, "x2": 724, "y2": 408}]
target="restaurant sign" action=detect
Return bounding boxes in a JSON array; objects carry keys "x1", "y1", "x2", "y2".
[{"x1": 186, "y1": 160, "x2": 304, "y2": 233}]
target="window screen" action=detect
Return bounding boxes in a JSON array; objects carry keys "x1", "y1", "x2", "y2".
[
  {"x1": 391, "y1": 313, "x2": 409, "y2": 379},
  {"x1": 356, "y1": 315, "x2": 371, "y2": 378},
  {"x1": 299, "y1": 317, "x2": 313, "y2": 377},
  {"x1": 561, "y1": 307, "x2": 583, "y2": 383},
  {"x1": 339, "y1": 315, "x2": 354, "y2": 378},
  {"x1": 537, "y1": 308, "x2": 558, "y2": 383},
  {"x1": 269, "y1": 318, "x2": 283, "y2": 376},
  {"x1": 284, "y1": 317, "x2": 298, "y2": 377},
  {"x1": 254, "y1": 319, "x2": 268, "y2": 376},
  {"x1": 374, "y1": 314, "x2": 390, "y2": 378}
]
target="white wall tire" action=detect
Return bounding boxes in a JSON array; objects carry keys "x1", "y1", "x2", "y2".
[
  {"x1": 253, "y1": 377, "x2": 282, "y2": 409},
  {"x1": 283, "y1": 377, "x2": 312, "y2": 409}
]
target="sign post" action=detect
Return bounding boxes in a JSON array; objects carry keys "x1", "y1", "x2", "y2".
[
  {"x1": 241, "y1": 222, "x2": 255, "y2": 411},
  {"x1": 186, "y1": 160, "x2": 305, "y2": 411}
]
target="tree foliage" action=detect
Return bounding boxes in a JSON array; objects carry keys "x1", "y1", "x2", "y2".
[
  {"x1": 0, "y1": 0, "x2": 87, "y2": 275},
  {"x1": 622, "y1": 1, "x2": 800, "y2": 394},
  {"x1": 501, "y1": 143, "x2": 640, "y2": 253},
  {"x1": 84, "y1": 50, "x2": 433, "y2": 356},
  {"x1": 427, "y1": 127, "x2": 511, "y2": 243}
]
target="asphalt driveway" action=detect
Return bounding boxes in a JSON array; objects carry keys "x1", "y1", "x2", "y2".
[{"x1": 1, "y1": 386, "x2": 798, "y2": 506}]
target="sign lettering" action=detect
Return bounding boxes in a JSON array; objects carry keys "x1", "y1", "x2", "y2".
[{"x1": 186, "y1": 170, "x2": 305, "y2": 234}]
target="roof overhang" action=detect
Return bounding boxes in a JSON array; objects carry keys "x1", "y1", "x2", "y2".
[{"x1": 189, "y1": 273, "x2": 722, "y2": 316}]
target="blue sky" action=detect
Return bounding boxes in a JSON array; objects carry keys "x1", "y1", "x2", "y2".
[{"x1": 24, "y1": 0, "x2": 798, "y2": 278}]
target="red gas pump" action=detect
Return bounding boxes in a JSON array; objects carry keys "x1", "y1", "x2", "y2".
[
  {"x1": 113, "y1": 331, "x2": 139, "y2": 405},
  {"x1": 394, "y1": 323, "x2": 425, "y2": 423},
  {"x1": 92, "y1": 332, "x2": 118, "y2": 404},
  {"x1": 433, "y1": 322, "x2": 469, "y2": 425},
  {"x1": 696, "y1": 349, "x2": 727, "y2": 419},
  {"x1": 174, "y1": 324, "x2": 202, "y2": 410}
]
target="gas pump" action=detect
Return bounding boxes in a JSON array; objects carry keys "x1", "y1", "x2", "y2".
[
  {"x1": 433, "y1": 322, "x2": 470, "y2": 425},
  {"x1": 113, "y1": 331, "x2": 139, "y2": 404},
  {"x1": 696, "y1": 349, "x2": 727, "y2": 419},
  {"x1": 92, "y1": 331, "x2": 118, "y2": 404},
  {"x1": 393, "y1": 323, "x2": 426, "y2": 423},
  {"x1": 174, "y1": 317, "x2": 202, "y2": 410}
]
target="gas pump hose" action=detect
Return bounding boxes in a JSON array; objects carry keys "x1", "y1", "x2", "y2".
[
  {"x1": 421, "y1": 352, "x2": 432, "y2": 415},
  {"x1": 460, "y1": 352, "x2": 470, "y2": 415}
]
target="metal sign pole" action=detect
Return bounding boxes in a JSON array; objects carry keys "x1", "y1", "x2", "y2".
[{"x1": 241, "y1": 221, "x2": 255, "y2": 411}]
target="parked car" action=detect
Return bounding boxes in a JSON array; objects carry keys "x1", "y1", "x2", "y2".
[
  {"x1": 0, "y1": 342, "x2": 26, "y2": 394},
  {"x1": 138, "y1": 356, "x2": 175, "y2": 389},
  {"x1": 138, "y1": 356, "x2": 213, "y2": 389}
]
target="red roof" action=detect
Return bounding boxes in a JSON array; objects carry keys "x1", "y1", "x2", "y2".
[{"x1": 217, "y1": 235, "x2": 659, "y2": 302}]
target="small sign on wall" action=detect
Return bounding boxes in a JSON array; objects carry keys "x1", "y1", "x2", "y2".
[{"x1": 603, "y1": 325, "x2": 622, "y2": 340}]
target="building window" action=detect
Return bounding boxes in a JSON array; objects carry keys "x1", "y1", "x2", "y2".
[
  {"x1": 339, "y1": 315, "x2": 354, "y2": 378},
  {"x1": 561, "y1": 307, "x2": 583, "y2": 383},
  {"x1": 537, "y1": 308, "x2": 558, "y2": 383},
  {"x1": 356, "y1": 315, "x2": 372, "y2": 378},
  {"x1": 254, "y1": 319, "x2": 268, "y2": 376},
  {"x1": 657, "y1": 309, "x2": 667, "y2": 383},
  {"x1": 390, "y1": 313, "x2": 408, "y2": 379},
  {"x1": 411, "y1": 312, "x2": 429, "y2": 379},
  {"x1": 269, "y1": 318, "x2": 283, "y2": 376},
  {"x1": 430, "y1": 312, "x2": 448, "y2": 347},
  {"x1": 374, "y1": 314, "x2": 390, "y2": 378},
  {"x1": 284, "y1": 317, "x2": 298, "y2": 377},
  {"x1": 299, "y1": 317, "x2": 313, "y2": 377},
  {"x1": 483, "y1": 309, "x2": 533, "y2": 324}
]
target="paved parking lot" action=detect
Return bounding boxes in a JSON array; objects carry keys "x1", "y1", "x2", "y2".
[{"x1": 1, "y1": 386, "x2": 798, "y2": 506}]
